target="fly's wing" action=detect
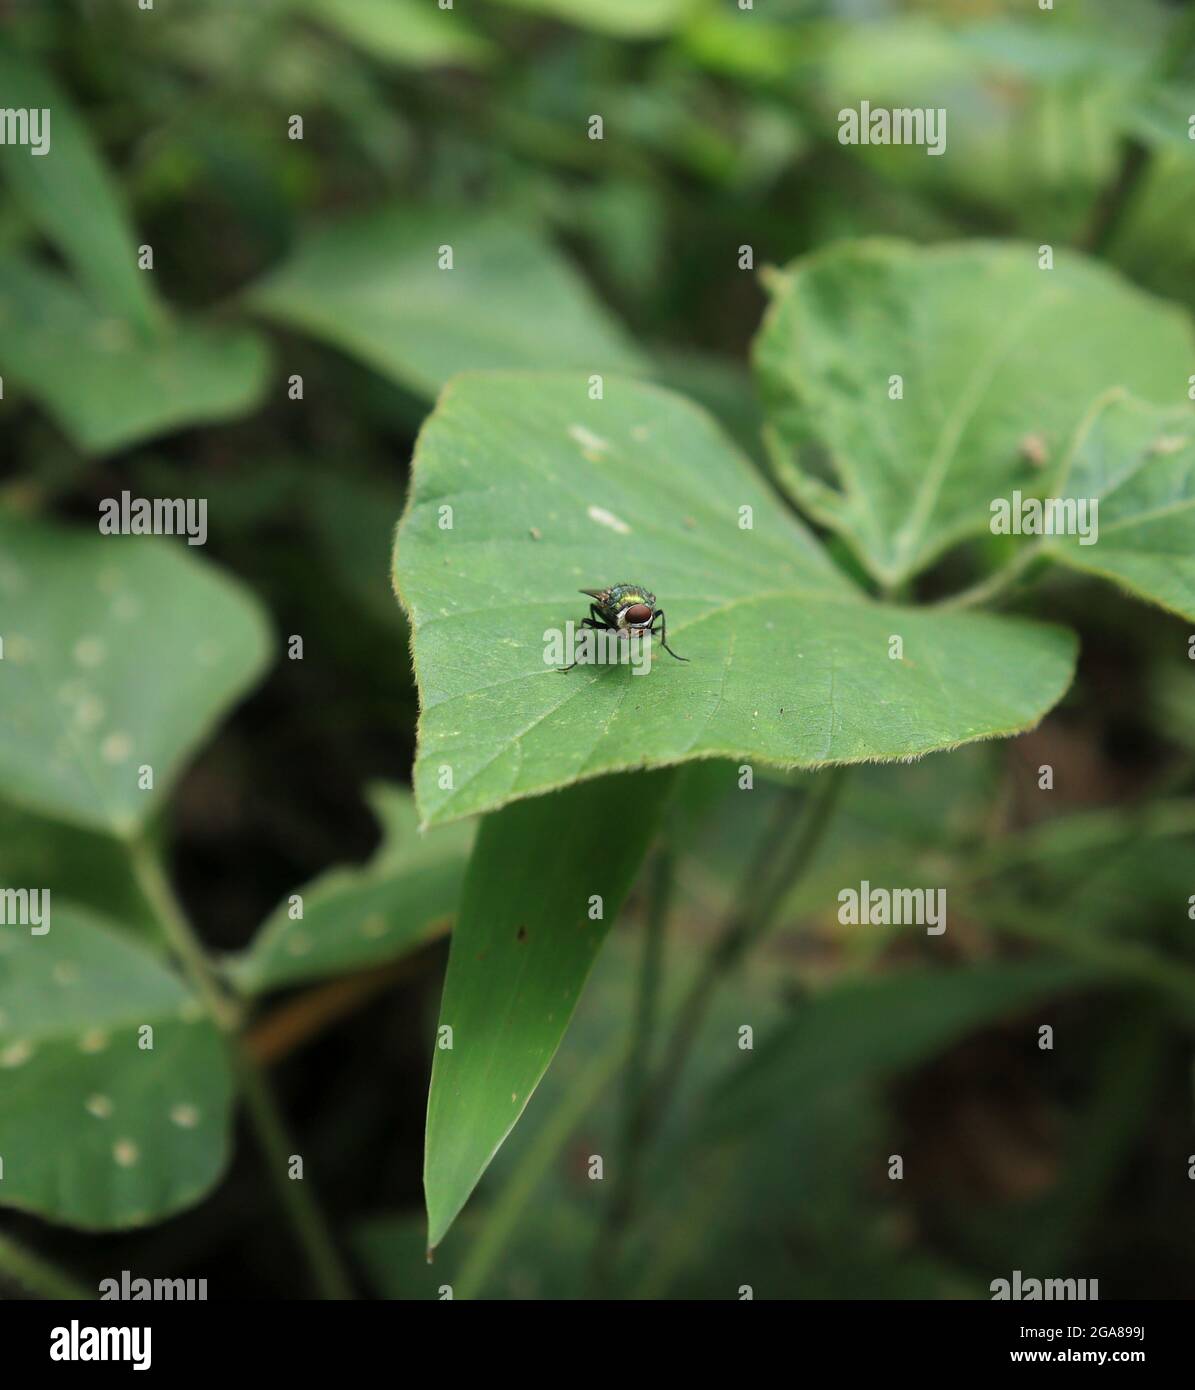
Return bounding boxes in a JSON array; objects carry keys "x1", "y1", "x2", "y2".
[{"x1": 579, "y1": 587, "x2": 617, "y2": 625}]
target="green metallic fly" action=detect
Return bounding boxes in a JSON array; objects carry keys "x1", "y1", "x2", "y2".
[{"x1": 559, "y1": 583, "x2": 688, "y2": 672}]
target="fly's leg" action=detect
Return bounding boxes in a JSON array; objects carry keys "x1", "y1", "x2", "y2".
[
  {"x1": 559, "y1": 617, "x2": 612, "y2": 672},
  {"x1": 651, "y1": 609, "x2": 688, "y2": 663}
]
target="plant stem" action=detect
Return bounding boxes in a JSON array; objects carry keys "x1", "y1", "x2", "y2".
[
  {"x1": 1084, "y1": 137, "x2": 1150, "y2": 257},
  {"x1": 967, "y1": 895, "x2": 1195, "y2": 1020},
  {"x1": 233, "y1": 1053, "x2": 354, "y2": 1299},
  {"x1": 0, "y1": 1231, "x2": 90, "y2": 1300},
  {"x1": 588, "y1": 846, "x2": 674, "y2": 1289},
  {"x1": 625, "y1": 846, "x2": 673, "y2": 1130},
  {"x1": 592, "y1": 769, "x2": 849, "y2": 1290},
  {"x1": 127, "y1": 835, "x2": 353, "y2": 1299},
  {"x1": 649, "y1": 768, "x2": 849, "y2": 1123},
  {"x1": 934, "y1": 542, "x2": 1044, "y2": 611},
  {"x1": 127, "y1": 836, "x2": 240, "y2": 1033}
]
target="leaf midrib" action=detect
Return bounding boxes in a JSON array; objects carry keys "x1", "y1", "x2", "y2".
[{"x1": 896, "y1": 286, "x2": 1055, "y2": 573}]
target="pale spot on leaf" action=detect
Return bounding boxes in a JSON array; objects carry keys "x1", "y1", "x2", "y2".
[
  {"x1": 587, "y1": 505, "x2": 631, "y2": 535},
  {"x1": 73, "y1": 637, "x2": 106, "y2": 668},
  {"x1": 113, "y1": 1139, "x2": 140, "y2": 1167},
  {"x1": 101, "y1": 732, "x2": 133, "y2": 763},
  {"x1": 1, "y1": 1039, "x2": 33, "y2": 1068},
  {"x1": 568, "y1": 424, "x2": 610, "y2": 456},
  {"x1": 75, "y1": 694, "x2": 105, "y2": 730}
]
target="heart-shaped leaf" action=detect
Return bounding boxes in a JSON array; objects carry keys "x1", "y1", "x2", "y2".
[
  {"x1": 0, "y1": 514, "x2": 271, "y2": 837},
  {"x1": 1041, "y1": 392, "x2": 1195, "y2": 621},
  {"x1": 0, "y1": 256, "x2": 271, "y2": 455},
  {"x1": 233, "y1": 784, "x2": 473, "y2": 994},
  {"x1": 393, "y1": 372, "x2": 1077, "y2": 828},
  {"x1": 424, "y1": 770, "x2": 674, "y2": 1249},
  {"x1": 754, "y1": 240, "x2": 1195, "y2": 587},
  {"x1": 0, "y1": 903, "x2": 232, "y2": 1230},
  {"x1": 247, "y1": 204, "x2": 643, "y2": 399}
]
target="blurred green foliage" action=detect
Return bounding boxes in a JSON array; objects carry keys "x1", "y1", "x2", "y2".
[{"x1": 0, "y1": 0, "x2": 1194, "y2": 1301}]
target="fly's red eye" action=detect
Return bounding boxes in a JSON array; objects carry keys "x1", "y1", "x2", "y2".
[{"x1": 624, "y1": 603, "x2": 652, "y2": 625}]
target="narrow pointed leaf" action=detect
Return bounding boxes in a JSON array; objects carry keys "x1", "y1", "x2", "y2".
[
  {"x1": 0, "y1": 42, "x2": 158, "y2": 333},
  {"x1": 234, "y1": 785, "x2": 473, "y2": 994},
  {"x1": 424, "y1": 770, "x2": 673, "y2": 1248}
]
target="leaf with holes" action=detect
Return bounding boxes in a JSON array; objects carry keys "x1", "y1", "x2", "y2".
[
  {"x1": 754, "y1": 240, "x2": 1195, "y2": 588},
  {"x1": 392, "y1": 372, "x2": 1077, "y2": 828},
  {"x1": 233, "y1": 784, "x2": 473, "y2": 994},
  {"x1": 0, "y1": 514, "x2": 271, "y2": 837},
  {"x1": 0, "y1": 903, "x2": 232, "y2": 1230}
]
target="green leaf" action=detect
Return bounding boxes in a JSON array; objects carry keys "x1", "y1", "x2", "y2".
[
  {"x1": 0, "y1": 797, "x2": 160, "y2": 946},
  {"x1": 424, "y1": 770, "x2": 673, "y2": 1249},
  {"x1": 489, "y1": 0, "x2": 700, "y2": 38},
  {"x1": 0, "y1": 513, "x2": 271, "y2": 837},
  {"x1": 247, "y1": 204, "x2": 643, "y2": 398},
  {"x1": 0, "y1": 42, "x2": 158, "y2": 334},
  {"x1": 233, "y1": 784, "x2": 473, "y2": 994},
  {"x1": 1128, "y1": 85, "x2": 1195, "y2": 151},
  {"x1": 393, "y1": 372, "x2": 1077, "y2": 828},
  {"x1": 0, "y1": 255, "x2": 271, "y2": 455},
  {"x1": 1041, "y1": 392, "x2": 1195, "y2": 621},
  {"x1": 296, "y1": 0, "x2": 493, "y2": 67},
  {"x1": 704, "y1": 961, "x2": 1102, "y2": 1140},
  {"x1": 754, "y1": 240, "x2": 1195, "y2": 587},
  {"x1": 816, "y1": 19, "x2": 1126, "y2": 237},
  {"x1": 0, "y1": 903, "x2": 232, "y2": 1230}
]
